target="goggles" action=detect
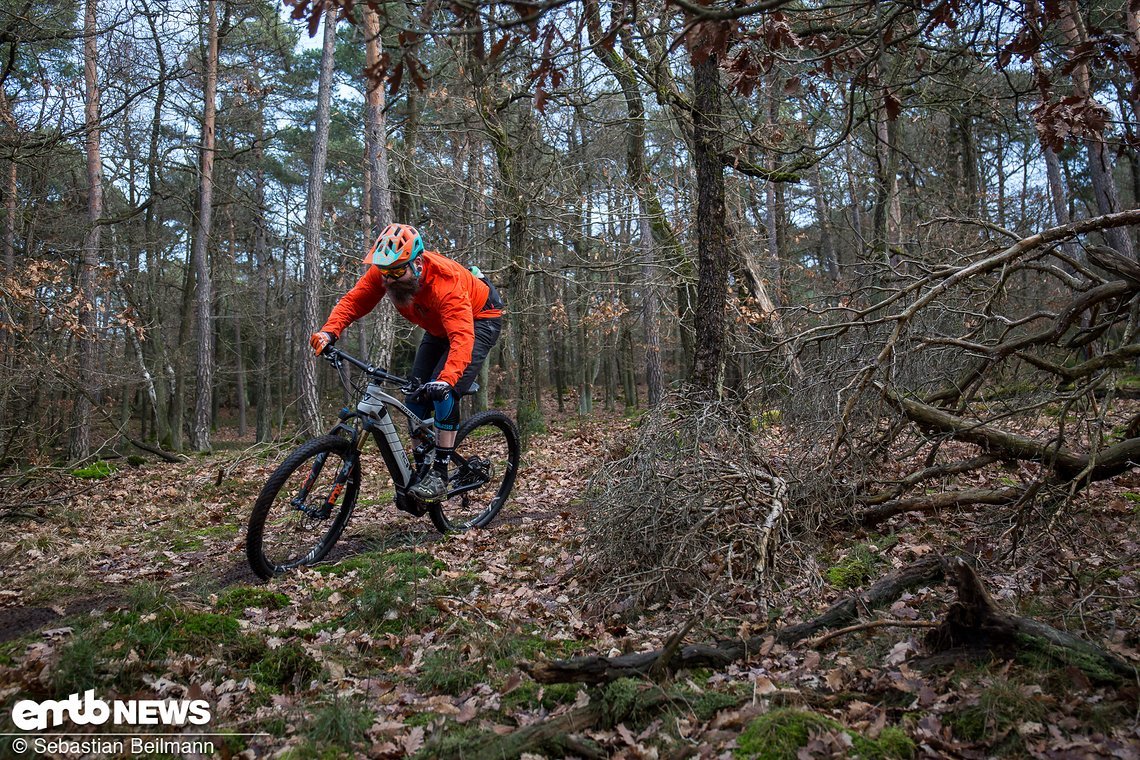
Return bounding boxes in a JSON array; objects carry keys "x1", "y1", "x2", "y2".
[{"x1": 379, "y1": 264, "x2": 410, "y2": 280}]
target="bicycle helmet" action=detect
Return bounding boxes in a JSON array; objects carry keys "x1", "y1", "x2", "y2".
[{"x1": 364, "y1": 223, "x2": 425, "y2": 269}]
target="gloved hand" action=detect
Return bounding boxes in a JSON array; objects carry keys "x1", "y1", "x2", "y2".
[
  {"x1": 410, "y1": 380, "x2": 452, "y2": 404},
  {"x1": 310, "y1": 331, "x2": 336, "y2": 356}
]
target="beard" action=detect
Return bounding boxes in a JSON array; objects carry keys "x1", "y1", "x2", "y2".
[{"x1": 386, "y1": 276, "x2": 421, "y2": 307}]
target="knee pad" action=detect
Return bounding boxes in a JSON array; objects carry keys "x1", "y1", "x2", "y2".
[{"x1": 433, "y1": 393, "x2": 460, "y2": 431}]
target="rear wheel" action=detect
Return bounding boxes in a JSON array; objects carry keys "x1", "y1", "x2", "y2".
[
  {"x1": 428, "y1": 411, "x2": 520, "y2": 532},
  {"x1": 246, "y1": 435, "x2": 360, "y2": 579}
]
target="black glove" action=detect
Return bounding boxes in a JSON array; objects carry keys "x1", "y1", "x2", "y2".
[{"x1": 409, "y1": 380, "x2": 452, "y2": 404}]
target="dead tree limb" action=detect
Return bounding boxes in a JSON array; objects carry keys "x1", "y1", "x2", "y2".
[
  {"x1": 522, "y1": 555, "x2": 946, "y2": 685},
  {"x1": 122, "y1": 435, "x2": 182, "y2": 463},
  {"x1": 856, "y1": 487, "x2": 1025, "y2": 527},
  {"x1": 891, "y1": 393, "x2": 1140, "y2": 483},
  {"x1": 445, "y1": 690, "x2": 675, "y2": 760},
  {"x1": 808, "y1": 619, "x2": 940, "y2": 649}
]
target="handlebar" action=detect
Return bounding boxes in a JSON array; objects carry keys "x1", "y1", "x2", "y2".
[{"x1": 320, "y1": 346, "x2": 410, "y2": 388}]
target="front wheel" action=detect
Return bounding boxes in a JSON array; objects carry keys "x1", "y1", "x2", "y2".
[
  {"x1": 246, "y1": 435, "x2": 360, "y2": 579},
  {"x1": 429, "y1": 411, "x2": 520, "y2": 532}
]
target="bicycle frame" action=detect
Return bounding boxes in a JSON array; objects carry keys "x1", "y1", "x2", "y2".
[{"x1": 308, "y1": 346, "x2": 490, "y2": 516}]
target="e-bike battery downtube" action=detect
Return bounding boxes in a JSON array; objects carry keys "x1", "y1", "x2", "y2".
[{"x1": 366, "y1": 407, "x2": 414, "y2": 489}]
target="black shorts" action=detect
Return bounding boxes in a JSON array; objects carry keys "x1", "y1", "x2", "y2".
[{"x1": 410, "y1": 317, "x2": 502, "y2": 394}]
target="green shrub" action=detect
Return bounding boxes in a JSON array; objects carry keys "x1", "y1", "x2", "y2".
[
  {"x1": 304, "y1": 698, "x2": 371, "y2": 752},
  {"x1": 946, "y1": 676, "x2": 1047, "y2": 745},
  {"x1": 51, "y1": 633, "x2": 103, "y2": 697},
  {"x1": 417, "y1": 648, "x2": 483, "y2": 695}
]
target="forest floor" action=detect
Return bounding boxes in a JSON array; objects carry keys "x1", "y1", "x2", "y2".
[{"x1": 0, "y1": 410, "x2": 1139, "y2": 759}]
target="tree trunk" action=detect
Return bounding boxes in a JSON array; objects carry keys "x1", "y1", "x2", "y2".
[
  {"x1": 227, "y1": 217, "x2": 247, "y2": 438},
  {"x1": 70, "y1": 0, "x2": 102, "y2": 462},
  {"x1": 142, "y1": 6, "x2": 172, "y2": 448},
  {"x1": 810, "y1": 163, "x2": 839, "y2": 280},
  {"x1": 872, "y1": 98, "x2": 902, "y2": 269},
  {"x1": 3, "y1": 141, "x2": 14, "y2": 275},
  {"x1": 689, "y1": 51, "x2": 728, "y2": 395},
  {"x1": 253, "y1": 73, "x2": 273, "y2": 443},
  {"x1": 843, "y1": 134, "x2": 865, "y2": 272},
  {"x1": 583, "y1": 1, "x2": 665, "y2": 407},
  {"x1": 189, "y1": 0, "x2": 218, "y2": 452},
  {"x1": 298, "y1": 7, "x2": 337, "y2": 437},
  {"x1": 363, "y1": 6, "x2": 396, "y2": 368}
]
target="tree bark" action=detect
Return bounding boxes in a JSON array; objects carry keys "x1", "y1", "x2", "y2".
[
  {"x1": 689, "y1": 51, "x2": 728, "y2": 395},
  {"x1": 189, "y1": 0, "x2": 218, "y2": 451},
  {"x1": 70, "y1": 0, "x2": 102, "y2": 462},
  {"x1": 363, "y1": 6, "x2": 396, "y2": 369},
  {"x1": 298, "y1": 6, "x2": 337, "y2": 437}
]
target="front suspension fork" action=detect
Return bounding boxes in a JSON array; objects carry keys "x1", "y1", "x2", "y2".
[{"x1": 293, "y1": 448, "x2": 356, "y2": 517}]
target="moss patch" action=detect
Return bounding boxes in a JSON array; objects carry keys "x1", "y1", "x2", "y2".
[
  {"x1": 501, "y1": 681, "x2": 582, "y2": 711},
  {"x1": 101, "y1": 607, "x2": 241, "y2": 662},
  {"x1": 216, "y1": 587, "x2": 290, "y2": 613},
  {"x1": 825, "y1": 544, "x2": 882, "y2": 589},
  {"x1": 691, "y1": 689, "x2": 746, "y2": 721},
  {"x1": 70, "y1": 461, "x2": 115, "y2": 479},
  {"x1": 735, "y1": 708, "x2": 914, "y2": 760}
]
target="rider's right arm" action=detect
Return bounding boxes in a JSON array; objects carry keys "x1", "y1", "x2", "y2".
[{"x1": 320, "y1": 266, "x2": 387, "y2": 337}]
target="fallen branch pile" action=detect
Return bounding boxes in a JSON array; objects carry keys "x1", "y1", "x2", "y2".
[
  {"x1": 579, "y1": 394, "x2": 788, "y2": 613},
  {"x1": 775, "y1": 212, "x2": 1140, "y2": 530}
]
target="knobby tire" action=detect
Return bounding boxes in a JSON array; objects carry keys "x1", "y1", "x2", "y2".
[
  {"x1": 429, "y1": 410, "x2": 520, "y2": 533},
  {"x1": 246, "y1": 435, "x2": 360, "y2": 579}
]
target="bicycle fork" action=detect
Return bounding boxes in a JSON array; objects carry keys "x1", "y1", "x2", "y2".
[{"x1": 293, "y1": 451, "x2": 355, "y2": 519}]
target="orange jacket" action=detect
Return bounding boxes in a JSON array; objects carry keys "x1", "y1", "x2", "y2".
[{"x1": 320, "y1": 251, "x2": 503, "y2": 386}]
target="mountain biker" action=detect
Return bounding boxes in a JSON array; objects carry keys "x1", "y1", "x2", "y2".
[{"x1": 310, "y1": 223, "x2": 503, "y2": 502}]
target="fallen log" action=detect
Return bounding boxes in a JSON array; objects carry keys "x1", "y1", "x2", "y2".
[
  {"x1": 522, "y1": 554, "x2": 946, "y2": 685},
  {"x1": 524, "y1": 554, "x2": 1134, "y2": 686},
  {"x1": 506, "y1": 555, "x2": 1134, "y2": 759}
]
